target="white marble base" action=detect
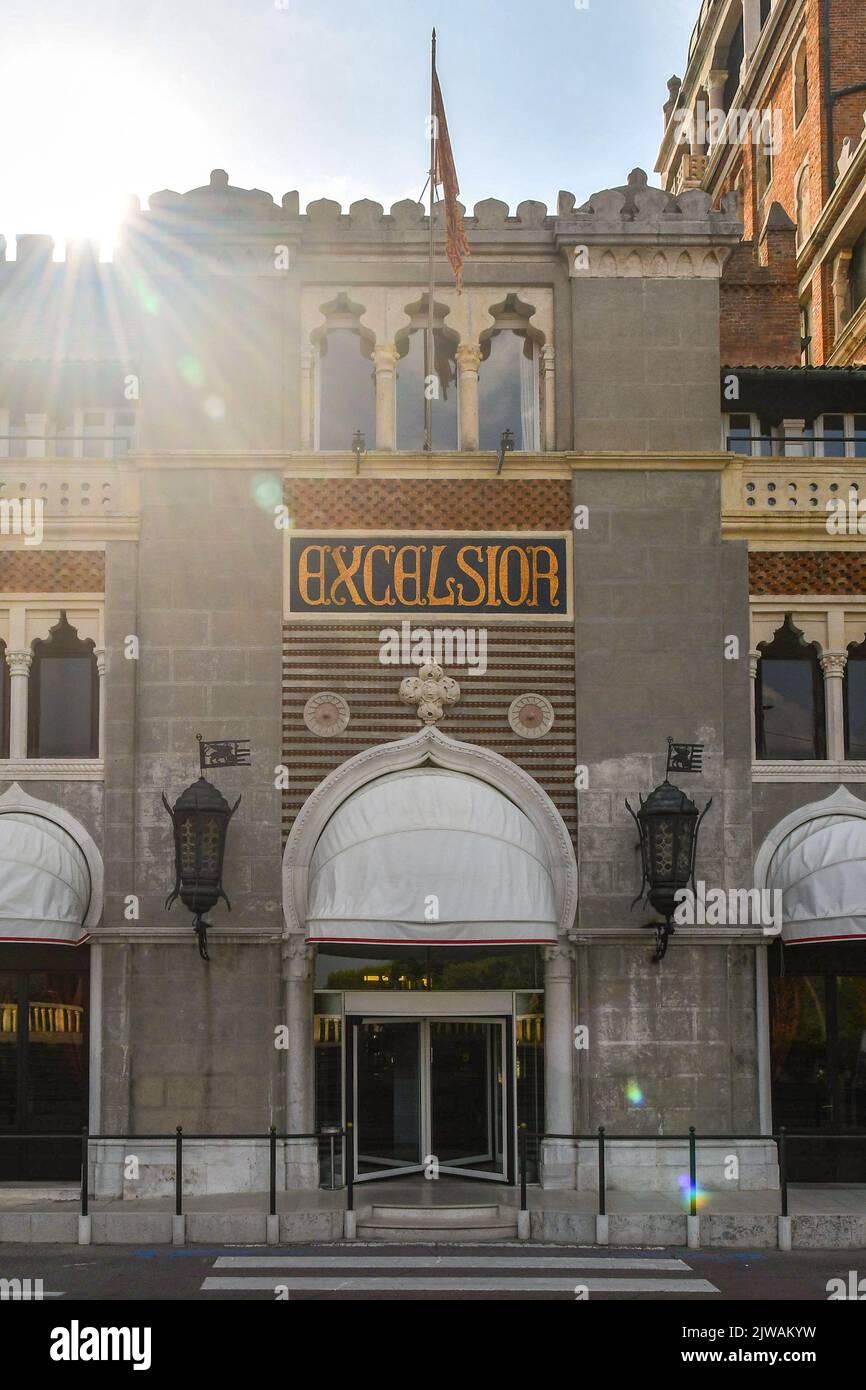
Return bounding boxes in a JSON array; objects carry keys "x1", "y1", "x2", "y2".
[{"x1": 92, "y1": 1137, "x2": 320, "y2": 1200}]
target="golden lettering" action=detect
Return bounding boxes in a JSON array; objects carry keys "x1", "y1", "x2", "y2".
[
  {"x1": 297, "y1": 545, "x2": 328, "y2": 606},
  {"x1": 426, "y1": 544, "x2": 456, "y2": 606},
  {"x1": 498, "y1": 545, "x2": 530, "y2": 607},
  {"x1": 394, "y1": 545, "x2": 427, "y2": 606},
  {"x1": 362, "y1": 545, "x2": 396, "y2": 606},
  {"x1": 455, "y1": 546, "x2": 485, "y2": 607},
  {"x1": 328, "y1": 545, "x2": 364, "y2": 607},
  {"x1": 528, "y1": 545, "x2": 559, "y2": 609}
]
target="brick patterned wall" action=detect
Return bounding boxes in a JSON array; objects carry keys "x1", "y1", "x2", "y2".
[
  {"x1": 749, "y1": 549, "x2": 866, "y2": 593},
  {"x1": 0, "y1": 549, "x2": 104, "y2": 591},
  {"x1": 282, "y1": 621, "x2": 577, "y2": 847},
  {"x1": 285, "y1": 478, "x2": 572, "y2": 530},
  {"x1": 720, "y1": 235, "x2": 801, "y2": 365}
]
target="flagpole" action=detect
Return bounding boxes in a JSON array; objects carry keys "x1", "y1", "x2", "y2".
[{"x1": 424, "y1": 27, "x2": 437, "y2": 453}]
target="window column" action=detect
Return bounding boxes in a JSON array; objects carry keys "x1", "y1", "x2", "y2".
[
  {"x1": 373, "y1": 343, "x2": 398, "y2": 451},
  {"x1": 821, "y1": 651, "x2": 847, "y2": 762},
  {"x1": 455, "y1": 343, "x2": 482, "y2": 451},
  {"x1": 749, "y1": 649, "x2": 760, "y2": 755},
  {"x1": 96, "y1": 649, "x2": 106, "y2": 758},
  {"x1": 6, "y1": 650, "x2": 31, "y2": 759}
]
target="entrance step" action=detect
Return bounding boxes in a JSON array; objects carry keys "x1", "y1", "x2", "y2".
[{"x1": 357, "y1": 1202, "x2": 518, "y2": 1242}]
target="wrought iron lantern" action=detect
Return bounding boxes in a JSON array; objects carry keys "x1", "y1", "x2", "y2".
[
  {"x1": 625, "y1": 740, "x2": 712, "y2": 962},
  {"x1": 163, "y1": 738, "x2": 244, "y2": 961}
]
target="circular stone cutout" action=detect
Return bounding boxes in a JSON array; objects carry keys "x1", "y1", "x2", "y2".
[
  {"x1": 304, "y1": 692, "x2": 350, "y2": 737},
  {"x1": 508, "y1": 693, "x2": 555, "y2": 739}
]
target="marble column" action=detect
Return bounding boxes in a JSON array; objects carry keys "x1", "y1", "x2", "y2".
[
  {"x1": 455, "y1": 343, "x2": 482, "y2": 451},
  {"x1": 749, "y1": 650, "x2": 760, "y2": 759},
  {"x1": 705, "y1": 69, "x2": 728, "y2": 143},
  {"x1": 373, "y1": 343, "x2": 399, "y2": 451},
  {"x1": 96, "y1": 649, "x2": 106, "y2": 759},
  {"x1": 541, "y1": 940, "x2": 577, "y2": 1188},
  {"x1": 821, "y1": 651, "x2": 847, "y2": 762},
  {"x1": 832, "y1": 250, "x2": 853, "y2": 340},
  {"x1": 284, "y1": 934, "x2": 318, "y2": 1189},
  {"x1": 7, "y1": 650, "x2": 32, "y2": 759}
]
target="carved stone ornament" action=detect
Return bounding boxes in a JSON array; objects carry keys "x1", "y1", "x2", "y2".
[
  {"x1": 303, "y1": 692, "x2": 350, "y2": 737},
  {"x1": 508, "y1": 693, "x2": 555, "y2": 739},
  {"x1": 399, "y1": 662, "x2": 460, "y2": 725}
]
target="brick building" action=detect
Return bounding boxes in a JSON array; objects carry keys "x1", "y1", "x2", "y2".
[
  {"x1": 0, "y1": 157, "x2": 863, "y2": 1239},
  {"x1": 657, "y1": 0, "x2": 866, "y2": 366}
]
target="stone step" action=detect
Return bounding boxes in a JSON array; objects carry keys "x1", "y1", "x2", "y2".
[
  {"x1": 356, "y1": 1220, "x2": 519, "y2": 1243},
  {"x1": 358, "y1": 1202, "x2": 518, "y2": 1242},
  {"x1": 369, "y1": 1202, "x2": 506, "y2": 1222}
]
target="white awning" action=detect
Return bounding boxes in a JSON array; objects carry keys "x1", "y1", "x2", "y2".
[
  {"x1": 767, "y1": 808, "x2": 866, "y2": 945},
  {"x1": 0, "y1": 812, "x2": 91, "y2": 945},
  {"x1": 306, "y1": 768, "x2": 558, "y2": 945}
]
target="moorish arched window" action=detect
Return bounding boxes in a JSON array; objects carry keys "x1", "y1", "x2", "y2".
[
  {"x1": 756, "y1": 614, "x2": 826, "y2": 760},
  {"x1": 27, "y1": 613, "x2": 99, "y2": 758},
  {"x1": 478, "y1": 301, "x2": 541, "y2": 451},
  {"x1": 314, "y1": 296, "x2": 375, "y2": 451},
  {"x1": 395, "y1": 322, "x2": 459, "y2": 450},
  {"x1": 845, "y1": 634, "x2": 866, "y2": 760}
]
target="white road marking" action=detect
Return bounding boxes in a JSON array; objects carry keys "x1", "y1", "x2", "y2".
[
  {"x1": 201, "y1": 1275, "x2": 719, "y2": 1294},
  {"x1": 214, "y1": 1254, "x2": 692, "y2": 1271}
]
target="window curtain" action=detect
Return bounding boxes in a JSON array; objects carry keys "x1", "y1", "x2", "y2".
[{"x1": 520, "y1": 341, "x2": 540, "y2": 450}]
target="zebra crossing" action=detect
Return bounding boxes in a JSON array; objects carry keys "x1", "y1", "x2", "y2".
[{"x1": 199, "y1": 1247, "x2": 720, "y2": 1298}]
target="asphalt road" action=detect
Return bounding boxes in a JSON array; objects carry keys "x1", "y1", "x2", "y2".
[{"x1": 0, "y1": 1241, "x2": 862, "y2": 1301}]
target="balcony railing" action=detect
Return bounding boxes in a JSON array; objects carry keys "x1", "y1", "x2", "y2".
[
  {"x1": 0, "y1": 434, "x2": 135, "y2": 461},
  {"x1": 727, "y1": 434, "x2": 866, "y2": 459}
]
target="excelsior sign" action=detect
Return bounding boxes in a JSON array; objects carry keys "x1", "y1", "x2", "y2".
[{"x1": 285, "y1": 531, "x2": 572, "y2": 620}]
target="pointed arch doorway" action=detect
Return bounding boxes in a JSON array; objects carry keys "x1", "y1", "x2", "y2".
[{"x1": 283, "y1": 727, "x2": 578, "y2": 1188}]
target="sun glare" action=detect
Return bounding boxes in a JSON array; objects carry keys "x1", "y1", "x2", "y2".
[{"x1": 0, "y1": 47, "x2": 201, "y2": 258}]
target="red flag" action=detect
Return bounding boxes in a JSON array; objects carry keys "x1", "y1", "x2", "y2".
[{"x1": 432, "y1": 64, "x2": 470, "y2": 292}]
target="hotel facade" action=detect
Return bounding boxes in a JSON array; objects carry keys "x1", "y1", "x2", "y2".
[{"x1": 0, "y1": 149, "x2": 864, "y2": 1211}]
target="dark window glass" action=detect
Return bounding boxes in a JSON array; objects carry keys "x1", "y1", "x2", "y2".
[
  {"x1": 396, "y1": 329, "x2": 458, "y2": 449},
  {"x1": 728, "y1": 413, "x2": 752, "y2": 453},
  {"x1": 318, "y1": 329, "x2": 374, "y2": 451},
  {"x1": 852, "y1": 415, "x2": 866, "y2": 458},
  {"x1": 850, "y1": 230, "x2": 866, "y2": 315},
  {"x1": 28, "y1": 614, "x2": 99, "y2": 758},
  {"x1": 0, "y1": 972, "x2": 20, "y2": 1129},
  {"x1": 760, "y1": 0, "x2": 771, "y2": 23},
  {"x1": 314, "y1": 944, "x2": 542, "y2": 991},
  {"x1": 845, "y1": 637, "x2": 866, "y2": 759},
  {"x1": 478, "y1": 330, "x2": 537, "y2": 451},
  {"x1": 756, "y1": 614, "x2": 826, "y2": 759},
  {"x1": 820, "y1": 414, "x2": 845, "y2": 457}
]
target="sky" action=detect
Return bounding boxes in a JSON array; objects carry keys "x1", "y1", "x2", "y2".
[{"x1": 0, "y1": 0, "x2": 699, "y2": 257}]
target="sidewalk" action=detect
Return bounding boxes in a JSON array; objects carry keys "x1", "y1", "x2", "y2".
[{"x1": 0, "y1": 1181, "x2": 864, "y2": 1248}]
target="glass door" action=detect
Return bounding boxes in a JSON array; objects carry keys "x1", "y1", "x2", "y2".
[
  {"x1": 352, "y1": 1020, "x2": 425, "y2": 1180},
  {"x1": 430, "y1": 1020, "x2": 506, "y2": 1179},
  {"x1": 350, "y1": 1015, "x2": 510, "y2": 1183}
]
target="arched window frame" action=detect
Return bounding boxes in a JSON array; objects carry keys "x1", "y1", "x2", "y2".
[
  {"x1": 477, "y1": 298, "x2": 544, "y2": 453},
  {"x1": 794, "y1": 162, "x2": 810, "y2": 247},
  {"x1": 394, "y1": 302, "x2": 460, "y2": 451},
  {"x1": 792, "y1": 35, "x2": 808, "y2": 129},
  {"x1": 310, "y1": 295, "x2": 376, "y2": 453},
  {"x1": 27, "y1": 612, "x2": 99, "y2": 759},
  {"x1": 755, "y1": 613, "x2": 826, "y2": 760}
]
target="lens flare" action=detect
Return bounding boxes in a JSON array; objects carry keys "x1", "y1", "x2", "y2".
[
  {"x1": 178, "y1": 354, "x2": 205, "y2": 388},
  {"x1": 677, "y1": 1173, "x2": 708, "y2": 1210},
  {"x1": 625, "y1": 1080, "x2": 644, "y2": 1106},
  {"x1": 251, "y1": 474, "x2": 283, "y2": 513}
]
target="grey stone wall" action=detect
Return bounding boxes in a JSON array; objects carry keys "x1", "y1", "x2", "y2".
[
  {"x1": 577, "y1": 941, "x2": 759, "y2": 1135},
  {"x1": 571, "y1": 280, "x2": 722, "y2": 453},
  {"x1": 572, "y1": 468, "x2": 754, "y2": 928},
  {"x1": 102, "y1": 943, "x2": 283, "y2": 1135}
]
